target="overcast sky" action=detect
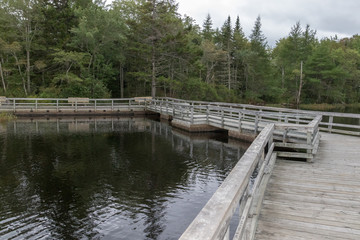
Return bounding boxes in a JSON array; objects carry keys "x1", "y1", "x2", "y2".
[{"x1": 176, "y1": 0, "x2": 360, "y2": 46}]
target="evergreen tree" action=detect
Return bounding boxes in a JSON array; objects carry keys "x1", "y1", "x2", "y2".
[
  {"x1": 202, "y1": 13, "x2": 214, "y2": 41},
  {"x1": 219, "y1": 16, "x2": 232, "y2": 89},
  {"x1": 232, "y1": 16, "x2": 248, "y2": 95},
  {"x1": 248, "y1": 15, "x2": 275, "y2": 101}
]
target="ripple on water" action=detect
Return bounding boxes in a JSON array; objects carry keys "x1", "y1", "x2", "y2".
[{"x1": 0, "y1": 118, "x2": 249, "y2": 239}]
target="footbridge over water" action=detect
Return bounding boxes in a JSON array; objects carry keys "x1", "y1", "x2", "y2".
[{"x1": 1, "y1": 97, "x2": 360, "y2": 239}]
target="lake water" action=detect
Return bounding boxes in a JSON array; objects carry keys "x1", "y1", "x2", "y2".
[{"x1": 0, "y1": 117, "x2": 249, "y2": 240}]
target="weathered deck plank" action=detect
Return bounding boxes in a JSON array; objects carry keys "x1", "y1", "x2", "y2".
[{"x1": 255, "y1": 133, "x2": 360, "y2": 240}]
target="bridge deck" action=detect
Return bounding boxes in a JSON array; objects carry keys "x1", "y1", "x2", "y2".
[{"x1": 255, "y1": 133, "x2": 360, "y2": 240}]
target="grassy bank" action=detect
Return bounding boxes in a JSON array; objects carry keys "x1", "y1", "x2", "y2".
[
  {"x1": 0, "y1": 112, "x2": 16, "y2": 122},
  {"x1": 299, "y1": 103, "x2": 360, "y2": 112}
]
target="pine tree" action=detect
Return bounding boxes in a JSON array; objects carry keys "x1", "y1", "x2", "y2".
[
  {"x1": 219, "y1": 16, "x2": 233, "y2": 89},
  {"x1": 247, "y1": 15, "x2": 274, "y2": 101},
  {"x1": 202, "y1": 13, "x2": 214, "y2": 41},
  {"x1": 232, "y1": 16, "x2": 248, "y2": 94}
]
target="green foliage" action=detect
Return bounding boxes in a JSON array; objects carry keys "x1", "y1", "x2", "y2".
[
  {"x1": 0, "y1": 112, "x2": 16, "y2": 122},
  {"x1": 0, "y1": 0, "x2": 359, "y2": 105}
]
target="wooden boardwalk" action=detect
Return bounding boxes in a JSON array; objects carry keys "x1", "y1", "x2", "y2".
[
  {"x1": 255, "y1": 133, "x2": 360, "y2": 240},
  {"x1": 1, "y1": 97, "x2": 359, "y2": 239}
]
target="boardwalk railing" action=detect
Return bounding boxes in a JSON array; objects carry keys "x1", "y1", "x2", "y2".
[
  {"x1": 157, "y1": 97, "x2": 360, "y2": 136},
  {"x1": 148, "y1": 98, "x2": 322, "y2": 161},
  {"x1": 0, "y1": 97, "x2": 146, "y2": 112},
  {"x1": 179, "y1": 124, "x2": 276, "y2": 240},
  {"x1": 1, "y1": 96, "x2": 359, "y2": 239}
]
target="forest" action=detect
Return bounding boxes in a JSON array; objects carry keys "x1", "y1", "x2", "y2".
[{"x1": 0, "y1": 0, "x2": 360, "y2": 105}]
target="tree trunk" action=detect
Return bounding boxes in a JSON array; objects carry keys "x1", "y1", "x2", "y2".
[
  {"x1": 234, "y1": 63, "x2": 238, "y2": 89},
  {"x1": 13, "y1": 53, "x2": 27, "y2": 96},
  {"x1": 0, "y1": 61, "x2": 6, "y2": 92},
  {"x1": 227, "y1": 52, "x2": 231, "y2": 90},
  {"x1": 281, "y1": 66, "x2": 285, "y2": 89},
  {"x1": 296, "y1": 61, "x2": 303, "y2": 107},
  {"x1": 151, "y1": 47, "x2": 156, "y2": 98},
  {"x1": 26, "y1": 48, "x2": 31, "y2": 93},
  {"x1": 244, "y1": 65, "x2": 248, "y2": 92},
  {"x1": 120, "y1": 63, "x2": 124, "y2": 98}
]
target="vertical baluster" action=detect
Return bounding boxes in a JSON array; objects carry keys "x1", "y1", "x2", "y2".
[{"x1": 328, "y1": 116, "x2": 333, "y2": 133}]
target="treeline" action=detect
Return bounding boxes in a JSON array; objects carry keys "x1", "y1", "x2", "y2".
[{"x1": 0, "y1": 0, "x2": 360, "y2": 104}]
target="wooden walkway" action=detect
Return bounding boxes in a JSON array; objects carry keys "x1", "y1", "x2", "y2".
[
  {"x1": 1, "y1": 97, "x2": 359, "y2": 239},
  {"x1": 255, "y1": 133, "x2": 360, "y2": 240}
]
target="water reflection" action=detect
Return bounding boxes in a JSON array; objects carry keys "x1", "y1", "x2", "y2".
[{"x1": 0, "y1": 117, "x2": 249, "y2": 239}]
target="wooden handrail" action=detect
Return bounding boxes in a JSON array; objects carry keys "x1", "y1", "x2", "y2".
[
  {"x1": 179, "y1": 124, "x2": 276, "y2": 240},
  {"x1": 155, "y1": 97, "x2": 359, "y2": 136}
]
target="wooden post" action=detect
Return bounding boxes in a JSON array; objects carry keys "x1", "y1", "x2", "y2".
[
  {"x1": 307, "y1": 130, "x2": 312, "y2": 162},
  {"x1": 328, "y1": 116, "x2": 333, "y2": 132},
  {"x1": 190, "y1": 105, "x2": 194, "y2": 124},
  {"x1": 206, "y1": 106, "x2": 209, "y2": 124},
  {"x1": 223, "y1": 226, "x2": 230, "y2": 240},
  {"x1": 254, "y1": 113, "x2": 259, "y2": 134},
  {"x1": 221, "y1": 109, "x2": 224, "y2": 128},
  {"x1": 160, "y1": 100, "x2": 163, "y2": 114},
  {"x1": 259, "y1": 109, "x2": 262, "y2": 120},
  {"x1": 283, "y1": 129, "x2": 288, "y2": 143},
  {"x1": 238, "y1": 111, "x2": 242, "y2": 131},
  {"x1": 166, "y1": 99, "x2": 168, "y2": 114}
]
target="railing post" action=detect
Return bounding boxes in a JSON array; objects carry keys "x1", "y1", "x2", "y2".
[
  {"x1": 254, "y1": 113, "x2": 259, "y2": 134},
  {"x1": 56, "y1": 99, "x2": 59, "y2": 112},
  {"x1": 238, "y1": 111, "x2": 242, "y2": 131},
  {"x1": 190, "y1": 104, "x2": 194, "y2": 124},
  {"x1": 166, "y1": 99, "x2": 168, "y2": 114},
  {"x1": 160, "y1": 100, "x2": 163, "y2": 114},
  {"x1": 283, "y1": 129, "x2": 288, "y2": 143},
  {"x1": 223, "y1": 226, "x2": 230, "y2": 240},
  {"x1": 13, "y1": 99, "x2": 16, "y2": 112},
  {"x1": 328, "y1": 116, "x2": 333, "y2": 133},
  {"x1": 206, "y1": 106, "x2": 209, "y2": 124},
  {"x1": 307, "y1": 130, "x2": 312, "y2": 162},
  {"x1": 111, "y1": 100, "x2": 114, "y2": 111},
  {"x1": 221, "y1": 109, "x2": 224, "y2": 128},
  {"x1": 75, "y1": 100, "x2": 78, "y2": 112},
  {"x1": 94, "y1": 100, "x2": 97, "y2": 112},
  {"x1": 35, "y1": 99, "x2": 38, "y2": 112}
]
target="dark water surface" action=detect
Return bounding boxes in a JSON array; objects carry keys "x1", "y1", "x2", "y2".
[{"x1": 0, "y1": 117, "x2": 249, "y2": 240}]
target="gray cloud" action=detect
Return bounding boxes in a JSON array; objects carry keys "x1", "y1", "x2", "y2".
[{"x1": 177, "y1": 0, "x2": 360, "y2": 46}]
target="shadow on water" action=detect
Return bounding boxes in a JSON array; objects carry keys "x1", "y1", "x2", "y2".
[{"x1": 0, "y1": 116, "x2": 250, "y2": 240}]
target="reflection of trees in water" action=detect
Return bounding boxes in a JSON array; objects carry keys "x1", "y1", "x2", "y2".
[{"x1": 0, "y1": 118, "x2": 249, "y2": 239}]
